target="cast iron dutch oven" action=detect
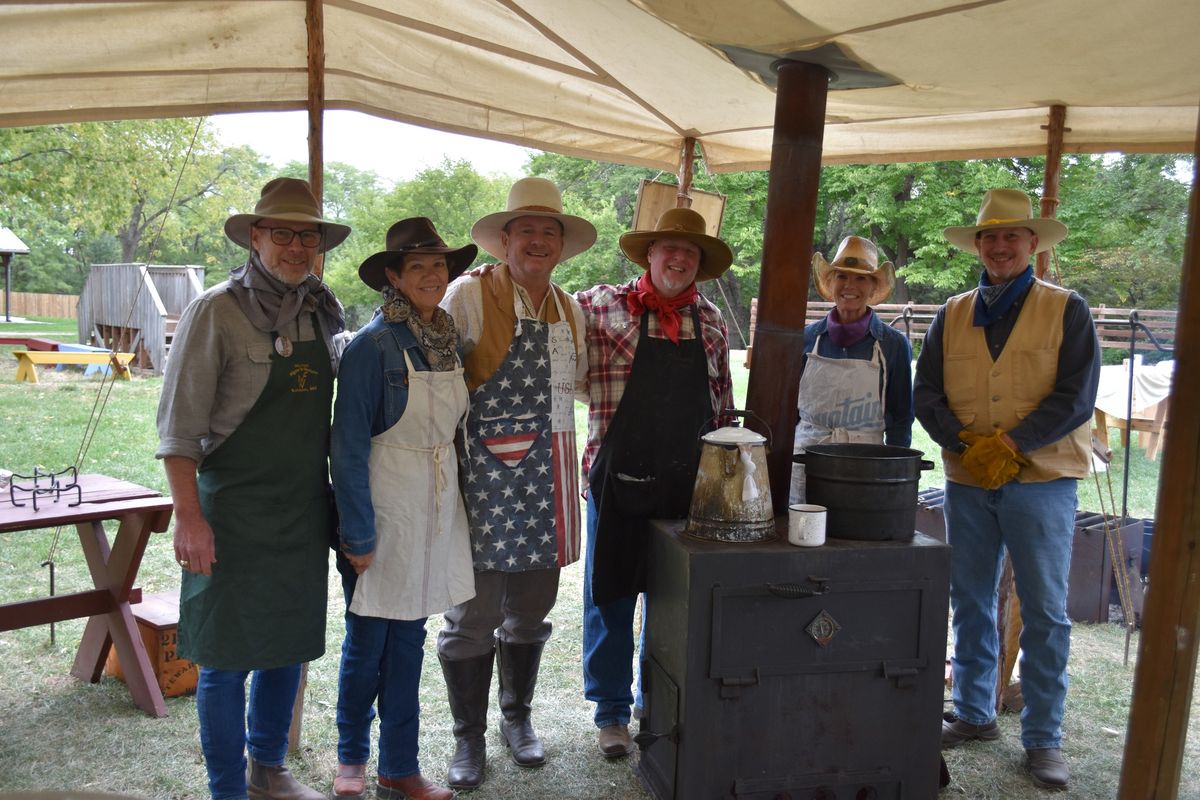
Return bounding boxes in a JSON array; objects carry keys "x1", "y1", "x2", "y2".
[{"x1": 793, "y1": 443, "x2": 934, "y2": 541}]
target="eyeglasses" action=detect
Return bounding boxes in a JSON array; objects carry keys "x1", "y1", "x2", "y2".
[{"x1": 255, "y1": 225, "x2": 323, "y2": 248}]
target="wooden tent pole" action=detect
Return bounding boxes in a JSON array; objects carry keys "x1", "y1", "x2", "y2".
[
  {"x1": 1117, "y1": 113, "x2": 1200, "y2": 800},
  {"x1": 745, "y1": 59, "x2": 829, "y2": 514},
  {"x1": 1036, "y1": 105, "x2": 1068, "y2": 281},
  {"x1": 288, "y1": 0, "x2": 324, "y2": 751},
  {"x1": 676, "y1": 136, "x2": 696, "y2": 208},
  {"x1": 305, "y1": 0, "x2": 326, "y2": 280}
]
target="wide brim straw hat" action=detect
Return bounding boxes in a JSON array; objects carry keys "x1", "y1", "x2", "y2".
[
  {"x1": 618, "y1": 207, "x2": 733, "y2": 282},
  {"x1": 812, "y1": 235, "x2": 895, "y2": 305},
  {"x1": 944, "y1": 187, "x2": 1068, "y2": 253},
  {"x1": 358, "y1": 217, "x2": 478, "y2": 291},
  {"x1": 471, "y1": 177, "x2": 597, "y2": 262},
  {"x1": 224, "y1": 177, "x2": 351, "y2": 253}
]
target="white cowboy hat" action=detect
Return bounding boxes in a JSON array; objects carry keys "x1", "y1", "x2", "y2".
[
  {"x1": 944, "y1": 188, "x2": 1068, "y2": 253},
  {"x1": 812, "y1": 235, "x2": 895, "y2": 305},
  {"x1": 619, "y1": 207, "x2": 733, "y2": 282},
  {"x1": 470, "y1": 177, "x2": 597, "y2": 262},
  {"x1": 224, "y1": 177, "x2": 351, "y2": 253}
]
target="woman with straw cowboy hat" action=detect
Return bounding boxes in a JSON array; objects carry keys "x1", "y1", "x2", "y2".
[
  {"x1": 791, "y1": 235, "x2": 915, "y2": 502},
  {"x1": 329, "y1": 217, "x2": 478, "y2": 800}
]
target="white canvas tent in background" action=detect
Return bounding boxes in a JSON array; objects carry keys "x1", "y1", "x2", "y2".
[
  {"x1": 3, "y1": 3, "x2": 1200, "y2": 798},
  {"x1": 1, "y1": 0, "x2": 1197, "y2": 169}
]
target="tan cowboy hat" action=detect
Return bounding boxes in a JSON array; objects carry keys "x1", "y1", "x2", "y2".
[
  {"x1": 619, "y1": 207, "x2": 733, "y2": 282},
  {"x1": 358, "y1": 217, "x2": 478, "y2": 291},
  {"x1": 944, "y1": 188, "x2": 1068, "y2": 253},
  {"x1": 224, "y1": 177, "x2": 351, "y2": 253},
  {"x1": 471, "y1": 177, "x2": 597, "y2": 262},
  {"x1": 812, "y1": 236, "x2": 896, "y2": 306}
]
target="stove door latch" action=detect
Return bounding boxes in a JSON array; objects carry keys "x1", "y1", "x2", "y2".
[{"x1": 882, "y1": 661, "x2": 920, "y2": 689}]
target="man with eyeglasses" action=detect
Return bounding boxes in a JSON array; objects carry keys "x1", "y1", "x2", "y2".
[{"x1": 157, "y1": 178, "x2": 350, "y2": 800}]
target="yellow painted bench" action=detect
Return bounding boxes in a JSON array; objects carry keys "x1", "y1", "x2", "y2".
[{"x1": 12, "y1": 350, "x2": 135, "y2": 383}]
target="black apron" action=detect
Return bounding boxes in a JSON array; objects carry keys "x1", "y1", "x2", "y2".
[
  {"x1": 179, "y1": 315, "x2": 334, "y2": 671},
  {"x1": 588, "y1": 307, "x2": 713, "y2": 604}
]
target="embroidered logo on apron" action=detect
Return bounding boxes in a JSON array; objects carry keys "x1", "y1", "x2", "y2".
[{"x1": 289, "y1": 362, "x2": 319, "y2": 392}]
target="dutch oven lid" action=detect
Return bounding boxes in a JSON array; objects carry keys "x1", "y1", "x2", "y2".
[
  {"x1": 798, "y1": 443, "x2": 924, "y2": 460},
  {"x1": 702, "y1": 425, "x2": 766, "y2": 445}
]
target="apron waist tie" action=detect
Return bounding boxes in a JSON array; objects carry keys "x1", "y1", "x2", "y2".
[{"x1": 375, "y1": 440, "x2": 452, "y2": 521}]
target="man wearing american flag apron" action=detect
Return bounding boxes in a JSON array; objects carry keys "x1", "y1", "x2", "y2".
[{"x1": 437, "y1": 177, "x2": 594, "y2": 791}]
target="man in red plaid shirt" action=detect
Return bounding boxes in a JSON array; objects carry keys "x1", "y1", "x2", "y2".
[{"x1": 576, "y1": 207, "x2": 734, "y2": 759}]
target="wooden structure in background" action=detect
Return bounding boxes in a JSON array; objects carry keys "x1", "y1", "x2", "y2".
[
  {"x1": 632, "y1": 179, "x2": 726, "y2": 235},
  {"x1": 76, "y1": 264, "x2": 203, "y2": 374}
]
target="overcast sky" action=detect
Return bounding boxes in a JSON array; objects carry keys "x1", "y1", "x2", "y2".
[{"x1": 210, "y1": 110, "x2": 534, "y2": 184}]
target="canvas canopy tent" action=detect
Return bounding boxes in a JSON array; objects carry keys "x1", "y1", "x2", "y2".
[
  {"x1": 1, "y1": 0, "x2": 1197, "y2": 170},
  {"x1": 3, "y1": 3, "x2": 1200, "y2": 799}
]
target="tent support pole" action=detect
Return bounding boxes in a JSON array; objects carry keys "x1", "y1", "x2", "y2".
[
  {"x1": 745, "y1": 59, "x2": 829, "y2": 514},
  {"x1": 676, "y1": 137, "x2": 696, "y2": 208},
  {"x1": 1118, "y1": 112, "x2": 1200, "y2": 800},
  {"x1": 306, "y1": 0, "x2": 325, "y2": 207},
  {"x1": 1036, "y1": 104, "x2": 1067, "y2": 281}
]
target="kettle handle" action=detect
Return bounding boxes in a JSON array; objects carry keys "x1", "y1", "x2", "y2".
[{"x1": 699, "y1": 408, "x2": 773, "y2": 452}]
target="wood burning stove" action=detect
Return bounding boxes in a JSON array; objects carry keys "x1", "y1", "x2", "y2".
[{"x1": 638, "y1": 519, "x2": 950, "y2": 800}]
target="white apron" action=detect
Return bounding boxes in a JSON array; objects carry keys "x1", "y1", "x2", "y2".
[
  {"x1": 349, "y1": 351, "x2": 475, "y2": 620},
  {"x1": 791, "y1": 334, "x2": 887, "y2": 502}
]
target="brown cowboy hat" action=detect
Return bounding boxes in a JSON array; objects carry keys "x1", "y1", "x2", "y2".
[
  {"x1": 812, "y1": 236, "x2": 896, "y2": 306},
  {"x1": 619, "y1": 207, "x2": 733, "y2": 282},
  {"x1": 471, "y1": 177, "x2": 597, "y2": 262},
  {"x1": 224, "y1": 177, "x2": 351, "y2": 252},
  {"x1": 358, "y1": 217, "x2": 478, "y2": 291},
  {"x1": 944, "y1": 188, "x2": 1068, "y2": 253}
]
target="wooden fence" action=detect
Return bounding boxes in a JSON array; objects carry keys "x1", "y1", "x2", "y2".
[
  {"x1": 0, "y1": 292, "x2": 78, "y2": 320},
  {"x1": 748, "y1": 299, "x2": 1178, "y2": 357}
]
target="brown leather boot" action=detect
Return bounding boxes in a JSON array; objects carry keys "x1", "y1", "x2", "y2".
[
  {"x1": 376, "y1": 773, "x2": 453, "y2": 800},
  {"x1": 333, "y1": 763, "x2": 367, "y2": 799},
  {"x1": 497, "y1": 641, "x2": 546, "y2": 767},
  {"x1": 246, "y1": 755, "x2": 324, "y2": 800},
  {"x1": 440, "y1": 649, "x2": 494, "y2": 789}
]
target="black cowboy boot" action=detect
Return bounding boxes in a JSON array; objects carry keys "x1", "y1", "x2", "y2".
[
  {"x1": 496, "y1": 641, "x2": 546, "y2": 767},
  {"x1": 439, "y1": 650, "x2": 494, "y2": 790}
]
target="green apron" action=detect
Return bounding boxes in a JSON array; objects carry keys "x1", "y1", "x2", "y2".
[{"x1": 179, "y1": 316, "x2": 334, "y2": 671}]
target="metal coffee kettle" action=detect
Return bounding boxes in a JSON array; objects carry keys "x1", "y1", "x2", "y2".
[{"x1": 685, "y1": 410, "x2": 775, "y2": 542}]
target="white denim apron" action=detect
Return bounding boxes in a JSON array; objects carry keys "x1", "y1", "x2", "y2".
[{"x1": 349, "y1": 351, "x2": 475, "y2": 619}]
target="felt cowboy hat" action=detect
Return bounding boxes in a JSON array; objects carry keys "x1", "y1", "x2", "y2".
[
  {"x1": 812, "y1": 235, "x2": 896, "y2": 306},
  {"x1": 944, "y1": 188, "x2": 1068, "y2": 253},
  {"x1": 358, "y1": 217, "x2": 478, "y2": 291},
  {"x1": 619, "y1": 207, "x2": 733, "y2": 282},
  {"x1": 471, "y1": 176, "x2": 597, "y2": 262},
  {"x1": 224, "y1": 177, "x2": 351, "y2": 252}
]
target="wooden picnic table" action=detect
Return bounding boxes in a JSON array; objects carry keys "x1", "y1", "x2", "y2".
[
  {"x1": 0, "y1": 473, "x2": 174, "y2": 717},
  {"x1": 11, "y1": 350, "x2": 134, "y2": 383}
]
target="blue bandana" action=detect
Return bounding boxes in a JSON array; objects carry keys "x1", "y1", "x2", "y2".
[{"x1": 973, "y1": 266, "x2": 1034, "y2": 327}]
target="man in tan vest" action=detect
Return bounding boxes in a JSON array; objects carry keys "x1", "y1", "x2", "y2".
[
  {"x1": 436, "y1": 177, "x2": 593, "y2": 790},
  {"x1": 914, "y1": 188, "x2": 1100, "y2": 791}
]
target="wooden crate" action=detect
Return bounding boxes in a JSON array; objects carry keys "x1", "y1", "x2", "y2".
[{"x1": 104, "y1": 591, "x2": 198, "y2": 697}]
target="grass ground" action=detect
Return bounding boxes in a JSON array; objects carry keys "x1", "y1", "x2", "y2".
[{"x1": 0, "y1": 322, "x2": 1196, "y2": 798}]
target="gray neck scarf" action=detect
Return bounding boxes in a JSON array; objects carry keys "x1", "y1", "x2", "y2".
[{"x1": 227, "y1": 252, "x2": 346, "y2": 342}]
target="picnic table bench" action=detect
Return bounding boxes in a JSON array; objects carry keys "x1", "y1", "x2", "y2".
[{"x1": 12, "y1": 350, "x2": 134, "y2": 383}]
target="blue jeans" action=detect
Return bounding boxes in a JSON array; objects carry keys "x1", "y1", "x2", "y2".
[
  {"x1": 944, "y1": 478, "x2": 1077, "y2": 750},
  {"x1": 336, "y1": 554, "x2": 427, "y2": 780},
  {"x1": 196, "y1": 664, "x2": 301, "y2": 800},
  {"x1": 582, "y1": 493, "x2": 645, "y2": 729}
]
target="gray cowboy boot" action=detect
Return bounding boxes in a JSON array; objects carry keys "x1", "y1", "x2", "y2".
[
  {"x1": 496, "y1": 641, "x2": 546, "y2": 767},
  {"x1": 439, "y1": 649, "x2": 495, "y2": 789}
]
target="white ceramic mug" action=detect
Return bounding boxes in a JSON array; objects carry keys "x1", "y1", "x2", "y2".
[{"x1": 788, "y1": 503, "x2": 826, "y2": 547}]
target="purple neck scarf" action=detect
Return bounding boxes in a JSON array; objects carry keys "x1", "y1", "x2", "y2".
[{"x1": 826, "y1": 307, "x2": 873, "y2": 348}]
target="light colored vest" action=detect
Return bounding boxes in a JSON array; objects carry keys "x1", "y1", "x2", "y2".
[
  {"x1": 463, "y1": 265, "x2": 578, "y2": 392},
  {"x1": 942, "y1": 280, "x2": 1091, "y2": 485}
]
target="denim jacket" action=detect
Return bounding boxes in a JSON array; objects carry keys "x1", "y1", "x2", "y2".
[
  {"x1": 330, "y1": 313, "x2": 434, "y2": 555},
  {"x1": 801, "y1": 310, "x2": 915, "y2": 448}
]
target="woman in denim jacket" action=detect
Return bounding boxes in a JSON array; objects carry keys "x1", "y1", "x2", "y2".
[{"x1": 330, "y1": 218, "x2": 477, "y2": 800}]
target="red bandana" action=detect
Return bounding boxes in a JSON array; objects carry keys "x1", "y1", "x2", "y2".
[{"x1": 624, "y1": 273, "x2": 698, "y2": 344}]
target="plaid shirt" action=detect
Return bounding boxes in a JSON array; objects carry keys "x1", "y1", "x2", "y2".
[{"x1": 576, "y1": 279, "x2": 734, "y2": 486}]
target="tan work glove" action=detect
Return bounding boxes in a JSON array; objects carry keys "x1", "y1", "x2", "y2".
[{"x1": 958, "y1": 430, "x2": 1030, "y2": 490}]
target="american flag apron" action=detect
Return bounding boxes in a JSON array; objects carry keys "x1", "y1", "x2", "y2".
[{"x1": 460, "y1": 293, "x2": 580, "y2": 570}]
